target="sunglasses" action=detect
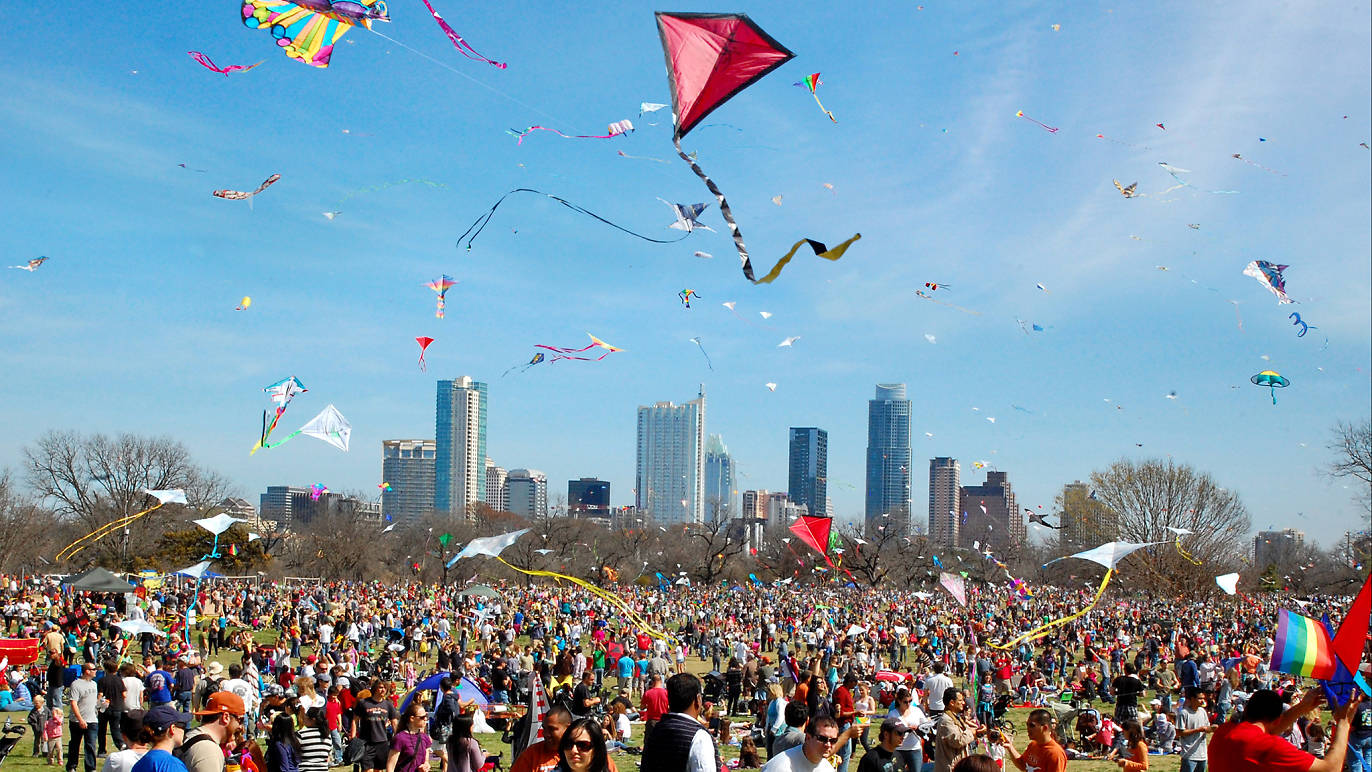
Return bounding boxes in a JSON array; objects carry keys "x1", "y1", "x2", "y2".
[
  {"x1": 568, "y1": 740, "x2": 595, "y2": 752},
  {"x1": 811, "y1": 735, "x2": 840, "y2": 745}
]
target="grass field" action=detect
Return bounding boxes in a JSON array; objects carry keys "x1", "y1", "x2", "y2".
[{"x1": 0, "y1": 628, "x2": 1185, "y2": 772}]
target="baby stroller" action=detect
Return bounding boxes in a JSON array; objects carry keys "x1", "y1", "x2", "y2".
[
  {"x1": 989, "y1": 694, "x2": 1015, "y2": 732},
  {"x1": 0, "y1": 721, "x2": 27, "y2": 769},
  {"x1": 702, "y1": 671, "x2": 726, "y2": 705},
  {"x1": 1066, "y1": 706, "x2": 1105, "y2": 754}
]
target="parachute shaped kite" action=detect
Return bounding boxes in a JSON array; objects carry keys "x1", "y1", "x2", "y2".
[
  {"x1": 1243, "y1": 260, "x2": 1294, "y2": 304},
  {"x1": 241, "y1": 0, "x2": 388, "y2": 68},
  {"x1": 427, "y1": 275, "x2": 456, "y2": 318},
  {"x1": 187, "y1": 51, "x2": 263, "y2": 75},
  {"x1": 657, "y1": 13, "x2": 854, "y2": 283},
  {"x1": 1251, "y1": 370, "x2": 1289, "y2": 404},
  {"x1": 10, "y1": 257, "x2": 47, "y2": 272},
  {"x1": 55, "y1": 489, "x2": 187, "y2": 562},
  {"x1": 418, "y1": 0, "x2": 506, "y2": 69},
  {"x1": 416, "y1": 336, "x2": 435, "y2": 371},
  {"x1": 794, "y1": 72, "x2": 836, "y2": 122},
  {"x1": 536, "y1": 333, "x2": 622, "y2": 363},
  {"x1": 659, "y1": 199, "x2": 715, "y2": 232},
  {"x1": 251, "y1": 376, "x2": 307, "y2": 454}
]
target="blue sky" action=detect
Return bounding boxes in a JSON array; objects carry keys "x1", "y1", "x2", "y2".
[{"x1": 2, "y1": 0, "x2": 1369, "y2": 545}]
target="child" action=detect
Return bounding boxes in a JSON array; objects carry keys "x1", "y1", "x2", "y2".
[
  {"x1": 27, "y1": 694, "x2": 48, "y2": 757},
  {"x1": 44, "y1": 706, "x2": 64, "y2": 765},
  {"x1": 737, "y1": 735, "x2": 761, "y2": 769},
  {"x1": 1305, "y1": 718, "x2": 1327, "y2": 758}
]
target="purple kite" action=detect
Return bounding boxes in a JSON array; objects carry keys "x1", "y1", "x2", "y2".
[{"x1": 187, "y1": 51, "x2": 264, "y2": 75}]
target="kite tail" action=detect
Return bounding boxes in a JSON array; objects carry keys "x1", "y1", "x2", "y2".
[
  {"x1": 258, "y1": 430, "x2": 303, "y2": 452},
  {"x1": 495, "y1": 557, "x2": 674, "y2": 640},
  {"x1": 1175, "y1": 538, "x2": 1203, "y2": 566},
  {"x1": 673, "y1": 136, "x2": 751, "y2": 280},
  {"x1": 990, "y1": 569, "x2": 1113, "y2": 650},
  {"x1": 812, "y1": 92, "x2": 836, "y2": 123},
  {"x1": 418, "y1": 0, "x2": 507, "y2": 69},
  {"x1": 55, "y1": 502, "x2": 167, "y2": 562}
]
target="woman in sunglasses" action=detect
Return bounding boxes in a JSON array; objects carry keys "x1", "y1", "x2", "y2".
[
  {"x1": 556, "y1": 717, "x2": 617, "y2": 772},
  {"x1": 383, "y1": 703, "x2": 431, "y2": 772}
]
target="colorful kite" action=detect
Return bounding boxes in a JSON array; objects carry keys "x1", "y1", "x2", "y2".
[
  {"x1": 240, "y1": 0, "x2": 388, "y2": 68},
  {"x1": 1251, "y1": 370, "x2": 1289, "y2": 404},
  {"x1": 939, "y1": 572, "x2": 967, "y2": 606},
  {"x1": 536, "y1": 333, "x2": 622, "y2": 363},
  {"x1": 55, "y1": 489, "x2": 187, "y2": 562},
  {"x1": 187, "y1": 51, "x2": 263, "y2": 75},
  {"x1": 251, "y1": 376, "x2": 307, "y2": 454},
  {"x1": 257, "y1": 404, "x2": 352, "y2": 452},
  {"x1": 678, "y1": 289, "x2": 702, "y2": 308},
  {"x1": 309, "y1": 483, "x2": 329, "y2": 501},
  {"x1": 1324, "y1": 573, "x2": 1372, "y2": 705},
  {"x1": 507, "y1": 120, "x2": 633, "y2": 144},
  {"x1": 213, "y1": 173, "x2": 281, "y2": 202},
  {"x1": 1015, "y1": 110, "x2": 1058, "y2": 133},
  {"x1": 660, "y1": 199, "x2": 715, "y2": 232},
  {"x1": 794, "y1": 73, "x2": 836, "y2": 122},
  {"x1": 378, "y1": 482, "x2": 393, "y2": 492},
  {"x1": 1244, "y1": 260, "x2": 1294, "y2": 304},
  {"x1": 1113, "y1": 179, "x2": 1139, "y2": 198},
  {"x1": 689, "y1": 336, "x2": 713, "y2": 370},
  {"x1": 458, "y1": 188, "x2": 690, "y2": 250},
  {"x1": 235, "y1": 296, "x2": 252, "y2": 311},
  {"x1": 416, "y1": 336, "x2": 434, "y2": 371},
  {"x1": 501, "y1": 352, "x2": 545, "y2": 377},
  {"x1": 10, "y1": 257, "x2": 48, "y2": 272},
  {"x1": 418, "y1": 0, "x2": 506, "y2": 69},
  {"x1": 924, "y1": 282, "x2": 949, "y2": 291},
  {"x1": 427, "y1": 275, "x2": 457, "y2": 318},
  {"x1": 1289, "y1": 312, "x2": 1317, "y2": 337}
]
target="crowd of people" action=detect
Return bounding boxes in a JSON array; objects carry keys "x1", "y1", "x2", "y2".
[{"x1": 1, "y1": 570, "x2": 1368, "y2": 772}]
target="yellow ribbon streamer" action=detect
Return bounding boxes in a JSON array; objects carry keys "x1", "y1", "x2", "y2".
[
  {"x1": 753, "y1": 234, "x2": 862, "y2": 285},
  {"x1": 990, "y1": 569, "x2": 1113, "y2": 650},
  {"x1": 495, "y1": 557, "x2": 675, "y2": 641},
  {"x1": 56, "y1": 501, "x2": 169, "y2": 562},
  {"x1": 1175, "y1": 537, "x2": 1203, "y2": 566}
]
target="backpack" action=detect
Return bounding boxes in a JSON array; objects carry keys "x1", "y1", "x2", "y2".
[{"x1": 174, "y1": 731, "x2": 219, "y2": 764}]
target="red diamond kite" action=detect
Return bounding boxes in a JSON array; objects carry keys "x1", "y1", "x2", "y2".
[{"x1": 788, "y1": 515, "x2": 834, "y2": 565}]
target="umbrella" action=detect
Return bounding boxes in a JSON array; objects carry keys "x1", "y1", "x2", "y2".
[
  {"x1": 457, "y1": 585, "x2": 503, "y2": 600},
  {"x1": 115, "y1": 620, "x2": 167, "y2": 637}
]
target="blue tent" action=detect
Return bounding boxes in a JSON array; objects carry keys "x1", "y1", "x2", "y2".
[{"x1": 399, "y1": 672, "x2": 490, "y2": 713}]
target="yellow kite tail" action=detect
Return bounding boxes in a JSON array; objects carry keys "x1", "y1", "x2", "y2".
[
  {"x1": 1175, "y1": 538, "x2": 1203, "y2": 566},
  {"x1": 495, "y1": 557, "x2": 673, "y2": 641},
  {"x1": 55, "y1": 502, "x2": 167, "y2": 562},
  {"x1": 813, "y1": 92, "x2": 836, "y2": 123},
  {"x1": 990, "y1": 569, "x2": 1114, "y2": 650}
]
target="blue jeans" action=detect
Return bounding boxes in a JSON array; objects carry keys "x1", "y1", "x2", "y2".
[
  {"x1": 1179, "y1": 760, "x2": 1207, "y2": 772},
  {"x1": 1349, "y1": 734, "x2": 1372, "y2": 772},
  {"x1": 66, "y1": 721, "x2": 98, "y2": 772},
  {"x1": 330, "y1": 729, "x2": 344, "y2": 765},
  {"x1": 834, "y1": 723, "x2": 853, "y2": 772}
]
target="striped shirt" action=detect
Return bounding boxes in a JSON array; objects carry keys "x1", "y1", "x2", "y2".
[{"x1": 296, "y1": 726, "x2": 332, "y2": 772}]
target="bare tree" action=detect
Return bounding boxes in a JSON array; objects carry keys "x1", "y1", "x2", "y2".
[
  {"x1": 0, "y1": 470, "x2": 61, "y2": 573},
  {"x1": 24, "y1": 431, "x2": 231, "y2": 569},
  {"x1": 1329, "y1": 418, "x2": 1372, "y2": 514},
  {"x1": 1086, "y1": 458, "x2": 1250, "y2": 592}
]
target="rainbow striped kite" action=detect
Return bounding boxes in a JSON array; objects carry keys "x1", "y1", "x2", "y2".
[{"x1": 1269, "y1": 608, "x2": 1336, "y2": 679}]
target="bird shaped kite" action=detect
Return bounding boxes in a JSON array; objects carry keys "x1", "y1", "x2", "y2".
[
  {"x1": 241, "y1": 0, "x2": 389, "y2": 68},
  {"x1": 660, "y1": 199, "x2": 715, "y2": 232},
  {"x1": 1113, "y1": 179, "x2": 1139, "y2": 198},
  {"x1": 1244, "y1": 260, "x2": 1294, "y2": 304},
  {"x1": 10, "y1": 257, "x2": 47, "y2": 271},
  {"x1": 427, "y1": 275, "x2": 457, "y2": 318}
]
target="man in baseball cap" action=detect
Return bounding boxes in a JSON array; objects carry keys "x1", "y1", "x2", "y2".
[
  {"x1": 142, "y1": 704, "x2": 192, "y2": 734},
  {"x1": 179, "y1": 693, "x2": 246, "y2": 772}
]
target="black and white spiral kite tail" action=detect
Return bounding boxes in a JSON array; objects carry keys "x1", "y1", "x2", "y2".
[{"x1": 674, "y1": 136, "x2": 754, "y2": 282}]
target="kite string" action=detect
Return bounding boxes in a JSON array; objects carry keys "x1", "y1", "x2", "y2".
[
  {"x1": 989, "y1": 569, "x2": 1113, "y2": 650},
  {"x1": 495, "y1": 557, "x2": 674, "y2": 641},
  {"x1": 457, "y1": 189, "x2": 690, "y2": 250}
]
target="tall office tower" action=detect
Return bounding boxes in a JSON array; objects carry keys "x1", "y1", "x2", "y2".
[
  {"x1": 959, "y1": 470, "x2": 1023, "y2": 551},
  {"x1": 742, "y1": 490, "x2": 768, "y2": 520},
  {"x1": 1255, "y1": 529, "x2": 1306, "y2": 570},
  {"x1": 1058, "y1": 480, "x2": 1117, "y2": 552},
  {"x1": 635, "y1": 386, "x2": 706, "y2": 525},
  {"x1": 865, "y1": 383, "x2": 912, "y2": 530},
  {"x1": 765, "y1": 492, "x2": 808, "y2": 529},
  {"x1": 928, "y1": 457, "x2": 961, "y2": 546},
  {"x1": 568, "y1": 478, "x2": 611, "y2": 519},
  {"x1": 506, "y1": 469, "x2": 548, "y2": 518},
  {"x1": 435, "y1": 376, "x2": 487, "y2": 516},
  {"x1": 381, "y1": 440, "x2": 437, "y2": 522},
  {"x1": 259, "y1": 486, "x2": 312, "y2": 531},
  {"x1": 484, "y1": 458, "x2": 509, "y2": 512},
  {"x1": 703, "y1": 434, "x2": 735, "y2": 526},
  {"x1": 788, "y1": 427, "x2": 828, "y2": 517}
]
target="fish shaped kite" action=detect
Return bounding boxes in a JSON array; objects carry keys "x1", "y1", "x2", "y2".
[
  {"x1": 427, "y1": 275, "x2": 457, "y2": 318},
  {"x1": 213, "y1": 173, "x2": 281, "y2": 202},
  {"x1": 187, "y1": 51, "x2": 263, "y2": 75},
  {"x1": 1113, "y1": 179, "x2": 1139, "y2": 198},
  {"x1": 257, "y1": 404, "x2": 352, "y2": 452},
  {"x1": 416, "y1": 336, "x2": 434, "y2": 371},
  {"x1": 418, "y1": 0, "x2": 506, "y2": 69},
  {"x1": 657, "y1": 13, "x2": 855, "y2": 283},
  {"x1": 1243, "y1": 260, "x2": 1294, "y2": 304},
  {"x1": 536, "y1": 333, "x2": 622, "y2": 363},
  {"x1": 240, "y1": 0, "x2": 389, "y2": 68},
  {"x1": 10, "y1": 257, "x2": 48, "y2": 272},
  {"x1": 251, "y1": 376, "x2": 306, "y2": 454},
  {"x1": 794, "y1": 73, "x2": 836, "y2": 122}
]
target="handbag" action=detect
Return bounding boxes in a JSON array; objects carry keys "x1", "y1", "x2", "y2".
[{"x1": 343, "y1": 738, "x2": 367, "y2": 764}]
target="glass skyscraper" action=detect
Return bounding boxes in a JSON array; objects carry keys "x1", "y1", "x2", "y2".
[
  {"x1": 703, "y1": 434, "x2": 734, "y2": 526},
  {"x1": 635, "y1": 387, "x2": 706, "y2": 525},
  {"x1": 788, "y1": 427, "x2": 828, "y2": 517},
  {"x1": 381, "y1": 439, "x2": 436, "y2": 522},
  {"x1": 435, "y1": 376, "x2": 487, "y2": 516},
  {"x1": 865, "y1": 383, "x2": 911, "y2": 528}
]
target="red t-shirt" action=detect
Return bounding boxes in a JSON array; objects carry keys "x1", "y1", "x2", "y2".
[
  {"x1": 1210, "y1": 721, "x2": 1315, "y2": 772},
  {"x1": 640, "y1": 687, "x2": 669, "y2": 721},
  {"x1": 1020, "y1": 739, "x2": 1067, "y2": 772},
  {"x1": 325, "y1": 699, "x2": 342, "y2": 731},
  {"x1": 834, "y1": 686, "x2": 856, "y2": 721}
]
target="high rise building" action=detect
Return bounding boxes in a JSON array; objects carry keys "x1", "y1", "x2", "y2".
[
  {"x1": 568, "y1": 478, "x2": 611, "y2": 519},
  {"x1": 704, "y1": 434, "x2": 735, "y2": 526},
  {"x1": 865, "y1": 383, "x2": 912, "y2": 529},
  {"x1": 958, "y1": 470, "x2": 1024, "y2": 551},
  {"x1": 765, "y1": 492, "x2": 808, "y2": 530},
  {"x1": 381, "y1": 439, "x2": 436, "y2": 522},
  {"x1": 259, "y1": 486, "x2": 312, "y2": 531},
  {"x1": 1058, "y1": 481, "x2": 1116, "y2": 551},
  {"x1": 435, "y1": 376, "x2": 487, "y2": 516},
  {"x1": 635, "y1": 386, "x2": 706, "y2": 525},
  {"x1": 788, "y1": 427, "x2": 828, "y2": 517},
  {"x1": 928, "y1": 457, "x2": 960, "y2": 546},
  {"x1": 484, "y1": 459, "x2": 509, "y2": 512},
  {"x1": 1255, "y1": 528, "x2": 1306, "y2": 570},
  {"x1": 742, "y1": 490, "x2": 768, "y2": 520},
  {"x1": 506, "y1": 469, "x2": 548, "y2": 519}
]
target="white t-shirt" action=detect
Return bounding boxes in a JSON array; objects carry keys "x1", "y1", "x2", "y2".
[
  {"x1": 761, "y1": 744, "x2": 834, "y2": 772},
  {"x1": 614, "y1": 713, "x2": 632, "y2": 740},
  {"x1": 889, "y1": 703, "x2": 928, "y2": 753},
  {"x1": 100, "y1": 748, "x2": 147, "y2": 772},
  {"x1": 122, "y1": 676, "x2": 145, "y2": 710},
  {"x1": 923, "y1": 673, "x2": 954, "y2": 711}
]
